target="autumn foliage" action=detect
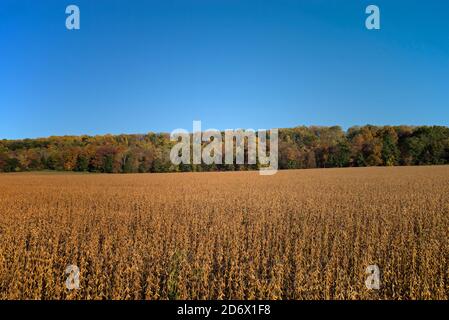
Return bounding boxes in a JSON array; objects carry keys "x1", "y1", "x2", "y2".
[{"x1": 1, "y1": 125, "x2": 449, "y2": 173}]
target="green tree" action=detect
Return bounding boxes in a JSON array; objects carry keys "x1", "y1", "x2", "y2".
[
  {"x1": 75, "y1": 154, "x2": 89, "y2": 172},
  {"x1": 381, "y1": 128, "x2": 400, "y2": 166}
]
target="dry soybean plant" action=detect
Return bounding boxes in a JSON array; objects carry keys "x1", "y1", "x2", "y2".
[{"x1": 0, "y1": 166, "x2": 448, "y2": 299}]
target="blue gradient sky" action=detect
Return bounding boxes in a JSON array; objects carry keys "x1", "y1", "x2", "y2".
[{"x1": 1, "y1": 0, "x2": 448, "y2": 139}]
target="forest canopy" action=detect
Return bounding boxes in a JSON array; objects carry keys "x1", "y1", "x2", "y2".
[{"x1": 1, "y1": 125, "x2": 449, "y2": 173}]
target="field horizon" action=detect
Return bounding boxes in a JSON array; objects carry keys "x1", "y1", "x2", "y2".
[{"x1": 2, "y1": 163, "x2": 449, "y2": 175}]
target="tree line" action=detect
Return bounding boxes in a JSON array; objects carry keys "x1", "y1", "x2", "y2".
[{"x1": 1, "y1": 125, "x2": 449, "y2": 173}]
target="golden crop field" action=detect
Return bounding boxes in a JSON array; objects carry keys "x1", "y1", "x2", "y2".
[{"x1": 0, "y1": 166, "x2": 448, "y2": 300}]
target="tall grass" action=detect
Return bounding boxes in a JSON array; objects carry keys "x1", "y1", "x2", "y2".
[{"x1": 0, "y1": 166, "x2": 447, "y2": 299}]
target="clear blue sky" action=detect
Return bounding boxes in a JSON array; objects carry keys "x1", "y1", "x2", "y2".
[{"x1": 1, "y1": 0, "x2": 448, "y2": 139}]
